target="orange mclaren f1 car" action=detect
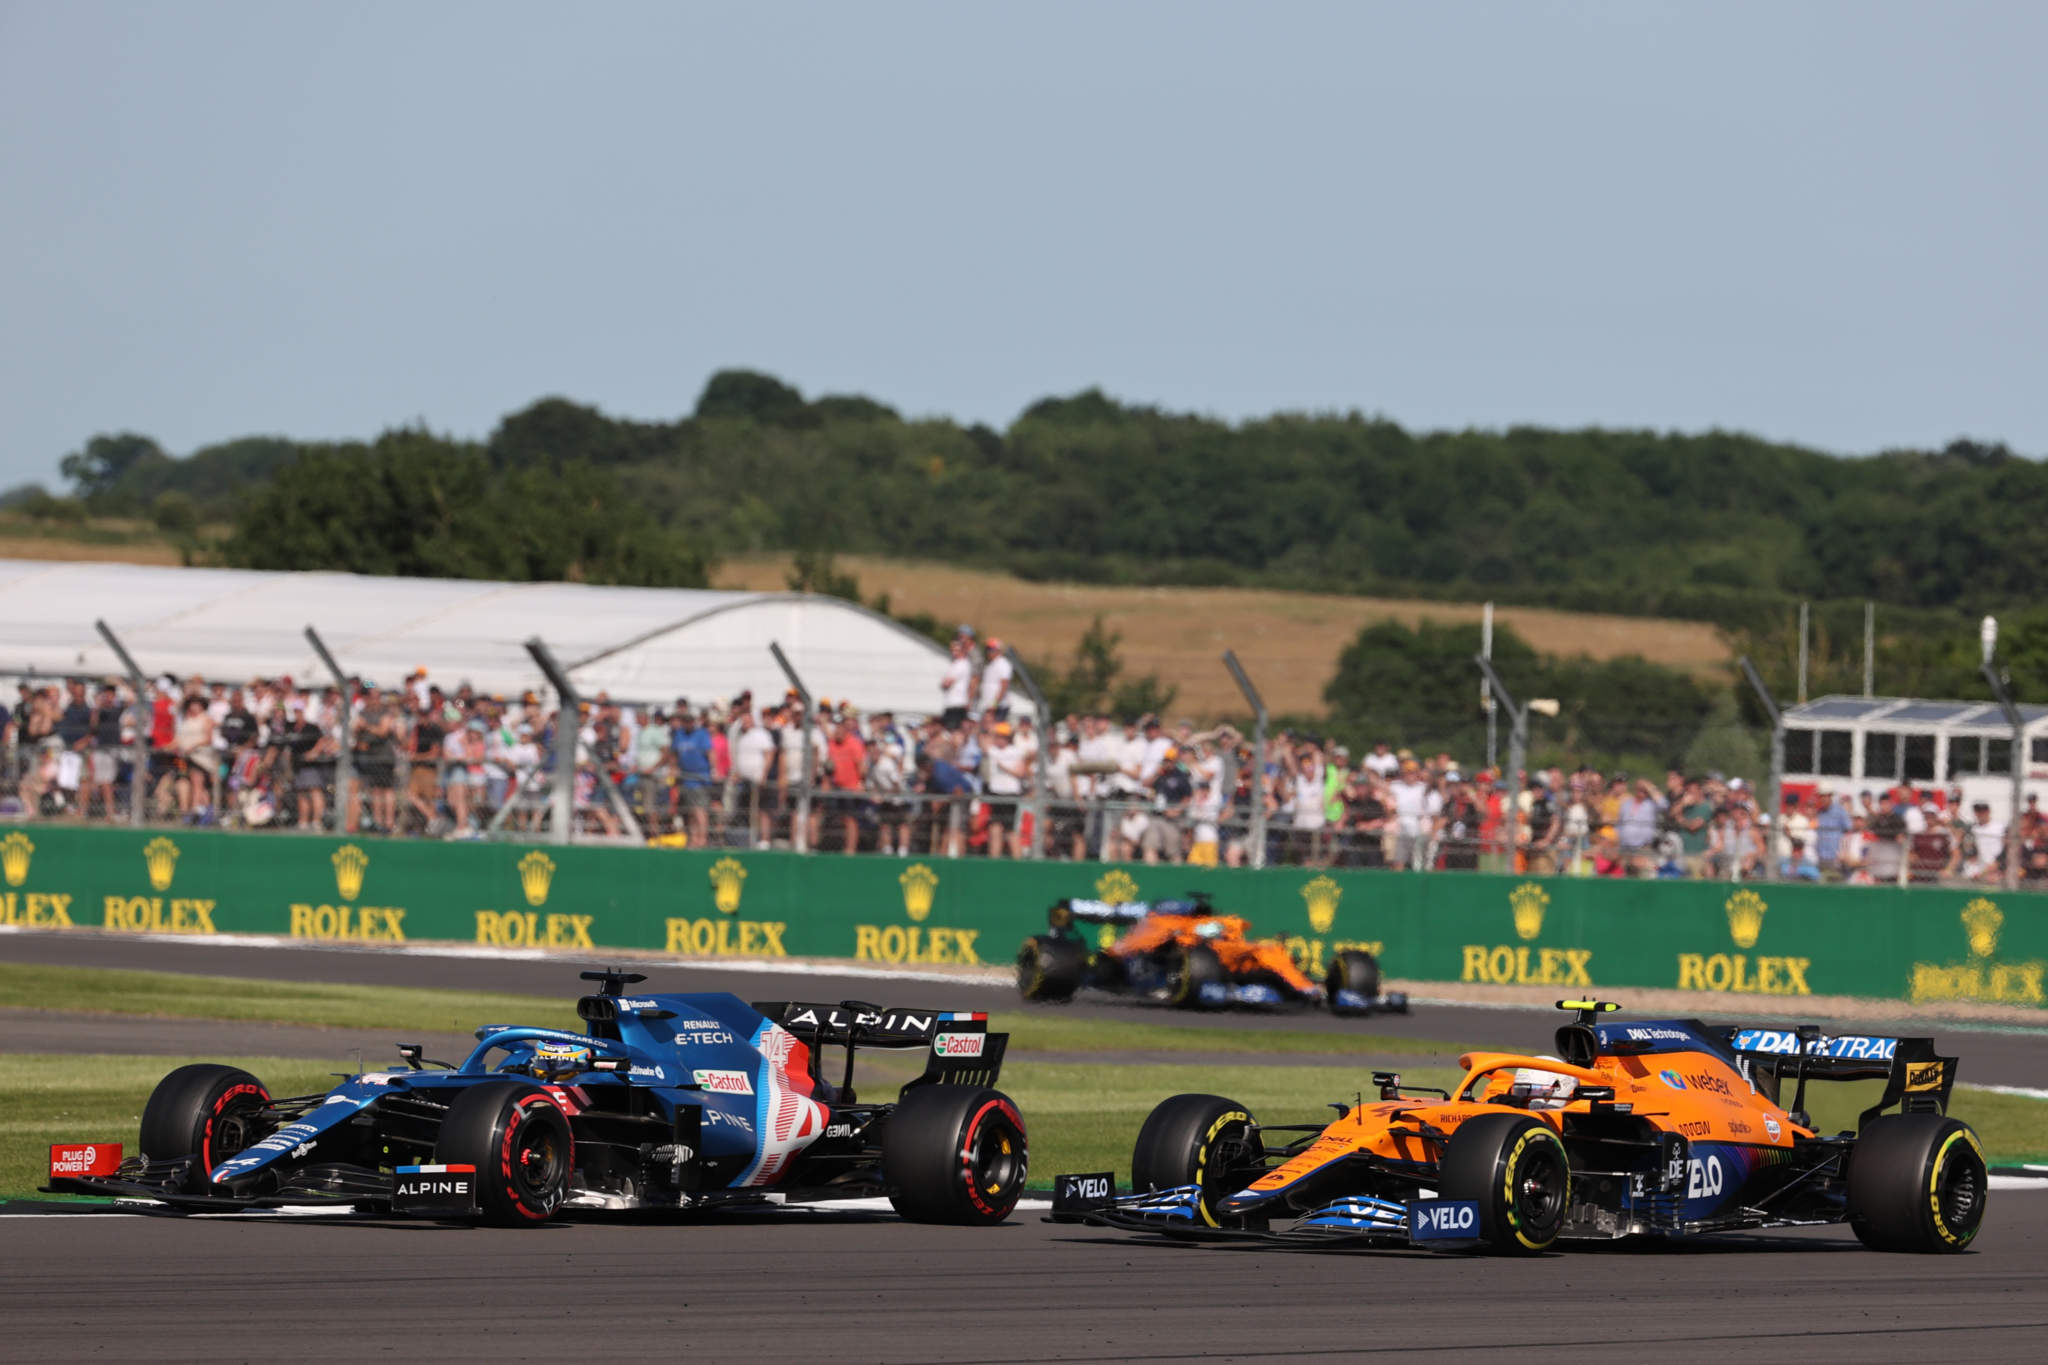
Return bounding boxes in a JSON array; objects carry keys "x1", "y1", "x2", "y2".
[
  {"x1": 1016, "y1": 894, "x2": 1406, "y2": 1016},
  {"x1": 1053, "y1": 1001, "x2": 1986, "y2": 1254}
]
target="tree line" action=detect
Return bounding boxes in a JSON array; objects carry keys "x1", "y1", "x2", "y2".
[{"x1": 15, "y1": 368, "x2": 2047, "y2": 754}]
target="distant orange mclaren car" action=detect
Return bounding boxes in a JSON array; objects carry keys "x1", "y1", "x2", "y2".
[
  {"x1": 1055, "y1": 1001, "x2": 1985, "y2": 1255},
  {"x1": 1016, "y1": 894, "x2": 1405, "y2": 1016}
]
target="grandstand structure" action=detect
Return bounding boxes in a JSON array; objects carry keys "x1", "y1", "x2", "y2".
[{"x1": 0, "y1": 559, "x2": 948, "y2": 711}]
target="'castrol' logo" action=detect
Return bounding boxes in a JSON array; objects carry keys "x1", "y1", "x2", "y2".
[
  {"x1": 932, "y1": 1032, "x2": 985, "y2": 1058},
  {"x1": 692, "y1": 1069, "x2": 755, "y2": 1095}
]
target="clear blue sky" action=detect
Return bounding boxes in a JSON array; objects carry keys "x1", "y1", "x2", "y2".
[{"x1": 3, "y1": 1, "x2": 2042, "y2": 488}]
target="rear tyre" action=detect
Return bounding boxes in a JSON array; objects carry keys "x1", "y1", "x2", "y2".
[
  {"x1": 1167, "y1": 942, "x2": 1226, "y2": 1008},
  {"x1": 434, "y1": 1081, "x2": 573, "y2": 1226},
  {"x1": 139, "y1": 1063, "x2": 273, "y2": 1193},
  {"x1": 884, "y1": 1084, "x2": 1027, "y2": 1225},
  {"x1": 1326, "y1": 950, "x2": 1381, "y2": 1014},
  {"x1": 1438, "y1": 1112, "x2": 1569, "y2": 1255},
  {"x1": 1848, "y1": 1114, "x2": 1987, "y2": 1253},
  {"x1": 1016, "y1": 935, "x2": 1088, "y2": 1002},
  {"x1": 1129, "y1": 1093, "x2": 1266, "y2": 1228}
]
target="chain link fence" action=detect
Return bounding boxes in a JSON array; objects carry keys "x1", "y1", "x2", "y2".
[{"x1": 5, "y1": 645, "x2": 2043, "y2": 892}]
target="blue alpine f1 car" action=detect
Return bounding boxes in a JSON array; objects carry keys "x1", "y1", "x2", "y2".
[{"x1": 44, "y1": 970, "x2": 1026, "y2": 1227}]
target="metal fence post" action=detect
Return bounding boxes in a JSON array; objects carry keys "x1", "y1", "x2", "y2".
[
  {"x1": 93, "y1": 619, "x2": 150, "y2": 826},
  {"x1": 1474, "y1": 655, "x2": 1526, "y2": 873},
  {"x1": 1980, "y1": 626, "x2": 2025, "y2": 890},
  {"x1": 1005, "y1": 645, "x2": 1051, "y2": 859},
  {"x1": 768, "y1": 643, "x2": 813, "y2": 853},
  {"x1": 1740, "y1": 656, "x2": 1784, "y2": 882},
  {"x1": 304, "y1": 626, "x2": 354, "y2": 833},
  {"x1": 1222, "y1": 651, "x2": 1270, "y2": 869},
  {"x1": 526, "y1": 640, "x2": 642, "y2": 844}
]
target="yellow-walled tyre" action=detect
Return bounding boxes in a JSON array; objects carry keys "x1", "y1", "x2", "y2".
[
  {"x1": 1438, "y1": 1112, "x2": 1570, "y2": 1255},
  {"x1": 1130, "y1": 1093, "x2": 1265, "y2": 1228},
  {"x1": 1848, "y1": 1114, "x2": 1987, "y2": 1253}
]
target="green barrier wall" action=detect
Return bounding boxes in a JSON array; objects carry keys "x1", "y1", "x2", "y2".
[{"x1": 1, "y1": 826, "x2": 2043, "y2": 1008}]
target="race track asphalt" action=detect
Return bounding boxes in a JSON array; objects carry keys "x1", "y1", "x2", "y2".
[
  {"x1": 3, "y1": 1200, "x2": 2044, "y2": 1364},
  {"x1": 8, "y1": 929, "x2": 2048, "y2": 1362},
  {"x1": 9, "y1": 928, "x2": 2048, "y2": 1086}
]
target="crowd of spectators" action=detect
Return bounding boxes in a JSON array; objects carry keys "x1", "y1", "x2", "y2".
[
  {"x1": 4, "y1": 629, "x2": 2045, "y2": 888},
  {"x1": 0, "y1": 671, "x2": 557, "y2": 836}
]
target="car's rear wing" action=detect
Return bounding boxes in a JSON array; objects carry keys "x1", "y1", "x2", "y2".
[
  {"x1": 752, "y1": 1001, "x2": 1008, "y2": 1091},
  {"x1": 1718, "y1": 1025, "x2": 1957, "y2": 1125}
]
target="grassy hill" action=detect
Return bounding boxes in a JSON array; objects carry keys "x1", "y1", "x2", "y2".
[{"x1": 720, "y1": 553, "x2": 1730, "y2": 718}]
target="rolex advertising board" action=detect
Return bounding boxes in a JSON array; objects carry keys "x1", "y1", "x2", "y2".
[{"x1": 1, "y1": 826, "x2": 2043, "y2": 1010}]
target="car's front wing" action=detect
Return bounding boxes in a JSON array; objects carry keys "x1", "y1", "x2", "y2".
[{"x1": 1046, "y1": 1177, "x2": 1480, "y2": 1249}]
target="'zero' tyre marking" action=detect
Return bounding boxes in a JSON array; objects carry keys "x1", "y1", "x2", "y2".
[
  {"x1": 200, "y1": 1082, "x2": 269, "y2": 1182},
  {"x1": 1929, "y1": 1127, "x2": 1986, "y2": 1247},
  {"x1": 497, "y1": 1093, "x2": 569, "y2": 1222},
  {"x1": 958, "y1": 1096, "x2": 1025, "y2": 1218},
  {"x1": 1194, "y1": 1110, "x2": 1250, "y2": 1228},
  {"x1": 1502, "y1": 1128, "x2": 1566, "y2": 1251}
]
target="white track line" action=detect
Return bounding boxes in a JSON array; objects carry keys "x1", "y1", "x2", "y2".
[
  {"x1": 1, "y1": 926, "x2": 1010, "y2": 986},
  {"x1": 1963, "y1": 1083, "x2": 2048, "y2": 1101}
]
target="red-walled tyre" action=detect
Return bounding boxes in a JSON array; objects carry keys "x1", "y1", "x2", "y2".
[
  {"x1": 139, "y1": 1063, "x2": 274, "y2": 1193},
  {"x1": 434, "y1": 1081, "x2": 574, "y2": 1226},
  {"x1": 884, "y1": 1085, "x2": 1027, "y2": 1225}
]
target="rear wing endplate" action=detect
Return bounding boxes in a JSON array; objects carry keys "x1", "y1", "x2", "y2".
[{"x1": 1724, "y1": 1026, "x2": 1956, "y2": 1123}]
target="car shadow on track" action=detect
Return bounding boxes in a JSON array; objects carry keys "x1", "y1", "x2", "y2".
[{"x1": 1046, "y1": 1229, "x2": 1873, "y2": 1257}]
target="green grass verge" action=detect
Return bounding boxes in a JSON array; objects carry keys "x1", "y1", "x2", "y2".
[
  {"x1": 1002, "y1": 1062, "x2": 1462, "y2": 1186},
  {"x1": 0, "y1": 963, "x2": 583, "y2": 1034},
  {"x1": 0, "y1": 962, "x2": 1474, "y2": 1058},
  {"x1": 5, "y1": 1054, "x2": 2042, "y2": 1201},
  {"x1": 0, "y1": 1055, "x2": 351, "y2": 1201}
]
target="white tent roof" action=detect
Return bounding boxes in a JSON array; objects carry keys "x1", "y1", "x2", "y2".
[{"x1": 0, "y1": 559, "x2": 948, "y2": 712}]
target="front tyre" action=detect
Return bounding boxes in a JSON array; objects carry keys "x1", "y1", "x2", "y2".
[
  {"x1": 1129, "y1": 1093, "x2": 1265, "y2": 1228},
  {"x1": 139, "y1": 1063, "x2": 274, "y2": 1193},
  {"x1": 1848, "y1": 1114, "x2": 1987, "y2": 1253},
  {"x1": 1438, "y1": 1112, "x2": 1569, "y2": 1255},
  {"x1": 1326, "y1": 950, "x2": 1381, "y2": 1014},
  {"x1": 884, "y1": 1084, "x2": 1027, "y2": 1225},
  {"x1": 434, "y1": 1081, "x2": 573, "y2": 1226}
]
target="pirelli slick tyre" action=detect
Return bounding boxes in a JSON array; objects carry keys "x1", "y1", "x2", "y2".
[
  {"x1": 434, "y1": 1081, "x2": 574, "y2": 1226},
  {"x1": 1326, "y1": 950, "x2": 1381, "y2": 1014},
  {"x1": 1167, "y1": 941, "x2": 1226, "y2": 1008},
  {"x1": 884, "y1": 1084, "x2": 1027, "y2": 1225},
  {"x1": 1848, "y1": 1114, "x2": 1987, "y2": 1253},
  {"x1": 1016, "y1": 934, "x2": 1088, "y2": 1002},
  {"x1": 1438, "y1": 1112, "x2": 1570, "y2": 1255},
  {"x1": 1129, "y1": 1093, "x2": 1266, "y2": 1229},
  {"x1": 139, "y1": 1063, "x2": 274, "y2": 1194}
]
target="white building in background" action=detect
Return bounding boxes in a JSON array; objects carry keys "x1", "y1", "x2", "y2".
[
  {"x1": 1780, "y1": 693, "x2": 2048, "y2": 821},
  {"x1": 0, "y1": 559, "x2": 948, "y2": 713}
]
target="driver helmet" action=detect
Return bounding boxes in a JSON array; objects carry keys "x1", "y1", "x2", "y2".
[
  {"x1": 1512, "y1": 1065, "x2": 1577, "y2": 1110},
  {"x1": 1194, "y1": 919, "x2": 1226, "y2": 939},
  {"x1": 531, "y1": 1040, "x2": 593, "y2": 1082}
]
